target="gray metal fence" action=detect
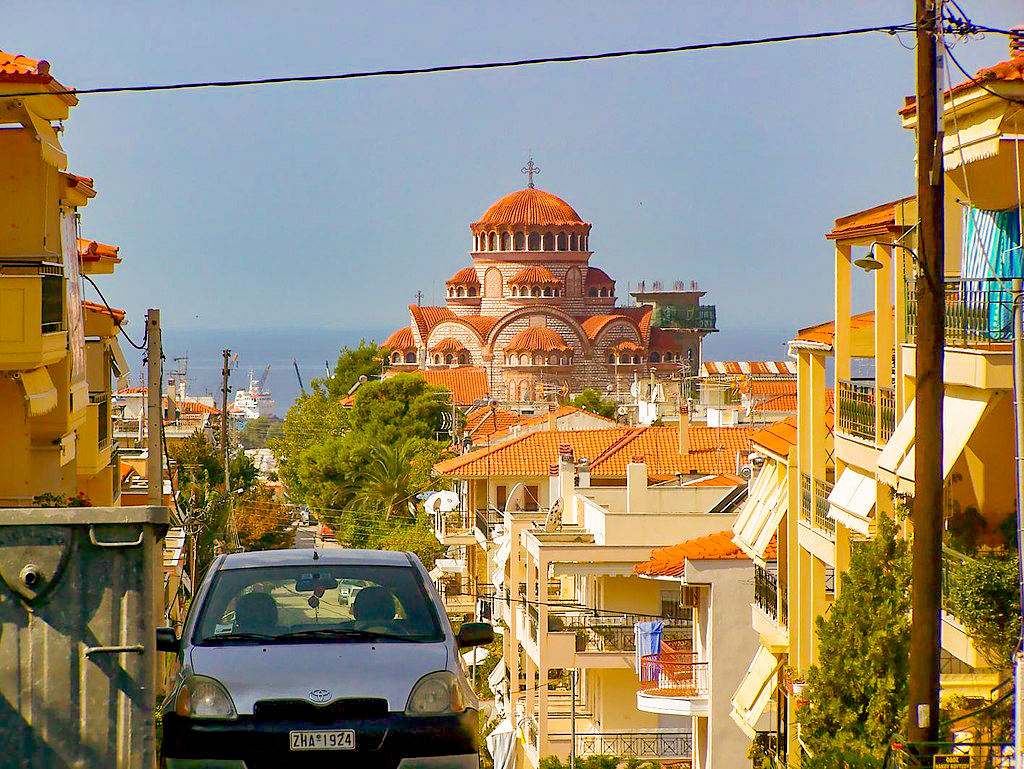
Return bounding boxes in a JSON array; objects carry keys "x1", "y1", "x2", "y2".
[{"x1": 0, "y1": 506, "x2": 168, "y2": 769}]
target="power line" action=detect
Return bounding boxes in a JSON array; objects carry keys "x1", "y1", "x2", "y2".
[{"x1": 3, "y1": 25, "x2": 925, "y2": 100}]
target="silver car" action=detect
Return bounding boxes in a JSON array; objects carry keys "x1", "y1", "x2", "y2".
[{"x1": 158, "y1": 548, "x2": 492, "y2": 768}]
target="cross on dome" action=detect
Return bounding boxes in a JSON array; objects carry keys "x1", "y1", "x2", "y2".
[{"x1": 521, "y1": 156, "x2": 540, "y2": 188}]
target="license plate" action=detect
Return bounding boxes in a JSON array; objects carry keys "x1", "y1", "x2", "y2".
[{"x1": 289, "y1": 730, "x2": 356, "y2": 751}]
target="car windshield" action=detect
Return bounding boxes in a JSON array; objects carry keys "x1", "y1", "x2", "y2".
[{"x1": 193, "y1": 563, "x2": 444, "y2": 645}]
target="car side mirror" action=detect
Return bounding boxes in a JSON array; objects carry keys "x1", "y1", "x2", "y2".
[
  {"x1": 456, "y1": 622, "x2": 494, "y2": 649},
  {"x1": 156, "y1": 627, "x2": 181, "y2": 653}
]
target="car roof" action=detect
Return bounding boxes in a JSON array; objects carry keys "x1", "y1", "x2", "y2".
[{"x1": 217, "y1": 548, "x2": 416, "y2": 570}]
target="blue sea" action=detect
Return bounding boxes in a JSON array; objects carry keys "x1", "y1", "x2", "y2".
[
  {"x1": 119, "y1": 324, "x2": 793, "y2": 418},
  {"x1": 122, "y1": 327, "x2": 391, "y2": 417}
]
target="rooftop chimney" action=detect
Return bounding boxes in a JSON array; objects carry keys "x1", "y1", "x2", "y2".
[
  {"x1": 678, "y1": 404, "x2": 690, "y2": 457},
  {"x1": 626, "y1": 458, "x2": 648, "y2": 513},
  {"x1": 548, "y1": 402, "x2": 557, "y2": 431}
]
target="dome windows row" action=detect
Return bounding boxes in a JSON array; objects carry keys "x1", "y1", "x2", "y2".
[
  {"x1": 391, "y1": 351, "x2": 418, "y2": 364},
  {"x1": 474, "y1": 230, "x2": 589, "y2": 253},
  {"x1": 607, "y1": 351, "x2": 691, "y2": 365},
  {"x1": 510, "y1": 285, "x2": 563, "y2": 298},
  {"x1": 446, "y1": 285, "x2": 480, "y2": 298},
  {"x1": 587, "y1": 287, "x2": 614, "y2": 298},
  {"x1": 506, "y1": 353, "x2": 572, "y2": 367}
]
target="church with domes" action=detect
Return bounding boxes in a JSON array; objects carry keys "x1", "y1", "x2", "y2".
[{"x1": 383, "y1": 171, "x2": 717, "y2": 403}]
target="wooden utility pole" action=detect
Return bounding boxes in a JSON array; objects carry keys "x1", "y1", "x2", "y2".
[
  {"x1": 908, "y1": 1, "x2": 945, "y2": 763},
  {"x1": 146, "y1": 309, "x2": 162, "y2": 507},
  {"x1": 221, "y1": 349, "x2": 231, "y2": 494}
]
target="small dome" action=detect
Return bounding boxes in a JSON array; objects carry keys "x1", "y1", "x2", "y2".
[
  {"x1": 585, "y1": 267, "x2": 614, "y2": 286},
  {"x1": 446, "y1": 267, "x2": 480, "y2": 286},
  {"x1": 429, "y1": 337, "x2": 467, "y2": 354},
  {"x1": 473, "y1": 187, "x2": 587, "y2": 229},
  {"x1": 510, "y1": 266, "x2": 561, "y2": 286},
  {"x1": 504, "y1": 327, "x2": 573, "y2": 354},
  {"x1": 610, "y1": 339, "x2": 643, "y2": 352},
  {"x1": 384, "y1": 327, "x2": 415, "y2": 350}
]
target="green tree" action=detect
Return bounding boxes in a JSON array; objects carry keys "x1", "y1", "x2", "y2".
[
  {"x1": 945, "y1": 554, "x2": 1021, "y2": 670},
  {"x1": 172, "y1": 432, "x2": 225, "y2": 488},
  {"x1": 353, "y1": 441, "x2": 429, "y2": 521},
  {"x1": 238, "y1": 416, "x2": 285, "y2": 449},
  {"x1": 230, "y1": 452, "x2": 260, "y2": 493},
  {"x1": 318, "y1": 340, "x2": 387, "y2": 399},
  {"x1": 570, "y1": 388, "x2": 616, "y2": 419},
  {"x1": 798, "y1": 511, "x2": 911, "y2": 767}
]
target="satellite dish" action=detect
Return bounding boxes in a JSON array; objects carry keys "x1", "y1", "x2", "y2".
[
  {"x1": 425, "y1": 490, "x2": 460, "y2": 515},
  {"x1": 505, "y1": 483, "x2": 525, "y2": 514},
  {"x1": 617, "y1": 406, "x2": 628, "y2": 415},
  {"x1": 629, "y1": 382, "x2": 640, "y2": 398},
  {"x1": 544, "y1": 499, "x2": 563, "y2": 533},
  {"x1": 739, "y1": 465, "x2": 753, "y2": 481}
]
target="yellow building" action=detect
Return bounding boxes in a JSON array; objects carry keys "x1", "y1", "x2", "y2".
[
  {"x1": 730, "y1": 44, "x2": 1024, "y2": 767},
  {"x1": 0, "y1": 51, "x2": 128, "y2": 507}
]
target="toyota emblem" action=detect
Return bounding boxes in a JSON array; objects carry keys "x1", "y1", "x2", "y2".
[{"x1": 309, "y1": 689, "x2": 331, "y2": 703}]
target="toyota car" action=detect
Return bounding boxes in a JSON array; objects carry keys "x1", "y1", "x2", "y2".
[{"x1": 158, "y1": 548, "x2": 492, "y2": 768}]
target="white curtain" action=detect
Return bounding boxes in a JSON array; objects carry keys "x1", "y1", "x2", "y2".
[{"x1": 60, "y1": 211, "x2": 85, "y2": 382}]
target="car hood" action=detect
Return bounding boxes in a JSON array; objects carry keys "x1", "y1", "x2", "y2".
[{"x1": 188, "y1": 641, "x2": 451, "y2": 714}]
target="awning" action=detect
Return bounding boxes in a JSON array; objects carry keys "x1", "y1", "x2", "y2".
[
  {"x1": 827, "y1": 467, "x2": 876, "y2": 537},
  {"x1": 942, "y1": 114, "x2": 1003, "y2": 170},
  {"x1": 21, "y1": 106, "x2": 67, "y2": 169},
  {"x1": 730, "y1": 646, "x2": 782, "y2": 739},
  {"x1": 106, "y1": 337, "x2": 130, "y2": 389},
  {"x1": 877, "y1": 392, "x2": 994, "y2": 496},
  {"x1": 732, "y1": 464, "x2": 787, "y2": 563},
  {"x1": 18, "y1": 366, "x2": 58, "y2": 416},
  {"x1": 491, "y1": 531, "x2": 512, "y2": 588}
]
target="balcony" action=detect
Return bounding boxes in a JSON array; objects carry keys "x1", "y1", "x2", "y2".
[
  {"x1": 474, "y1": 506, "x2": 503, "y2": 540},
  {"x1": 753, "y1": 562, "x2": 787, "y2": 628},
  {"x1": 546, "y1": 608, "x2": 692, "y2": 655},
  {"x1": 0, "y1": 262, "x2": 66, "y2": 370},
  {"x1": 837, "y1": 380, "x2": 896, "y2": 445},
  {"x1": 434, "y1": 545, "x2": 467, "y2": 575},
  {"x1": 436, "y1": 574, "x2": 475, "y2": 616},
  {"x1": 800, "y1": 473, "x2": 835, "y2": 537},
  {"x1": 432, "y1": 509, "x2": 476, "y2": 546},
  {"x1": 637, "y1": 649, "x2": 709, "y2": 717},
  {"x1": 77, "y1": 391, "x2": 112, "y2": 476},
  {"x1": 565, "y1": 730, "x2": 692, "y2": 764},
  {"x1": 650, "y1": 302, "x2": 717, "y2": 332},
  {"x1": 906, "y1": 276, "x2": 1017, "y2": 350}
]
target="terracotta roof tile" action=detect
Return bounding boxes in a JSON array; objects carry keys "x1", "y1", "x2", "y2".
[
  {"x1": 681, "y1": 473, "x2": 746, "y2": 487},
  {"x1": 435, "y1": 425, "x2": 753, "y2": 478},
  {"x1": 754, "y1": 394, "x2": 799, "y2": 413},
  {"x1": 634, "y1": 531, "x2": 750, "y2": 577},
  {"x1": 463, "y1": 316, "x2": 499, "y2": 337},
  {"x1": 504, "y1": 327, "x2": 572, "y2": 354},
  {"x1": 580, "y1": 313, "x2": 642, "y2": 341},
  {"x1": 63, "y1": 173, "x2": 96, "y2": 197},
  {"x1": 826, "y1": 196, "x2": 915, "y2": 241},
  {"x1": 464, "y1": 406, "x2": 523, "y2": 443},
  {"x1": 409, "y1": 305, "x2": 456, "y2": 341},
  {"x1": 750, "y1": 390, "x2": 834, "y2": 458},
  {"x1": 901, "y1": 54, "x2": 1024, "y2": 116},
  {"x1": 384, "y1": 327, "x2": 416, "y2": 350},
  {"x1": 82, "y1": 300, "x2": 125, "y2": 322},
  {"x1": 510, "y1": 266, "x2": 560, "y2": 286},
  {"x1": 792, "y1": 311, "x2": 875, "y2": 349},
  {"x1": 417, "y1": 367, "x2": 490, "y2": 406},
  {"x1": 78, "y1": 238, "x2": 120, "y2": 263},
  {"x1": 180, "y1": 400, "x2": 220, "y2": 415},
  {"x1": 584, "y1": 267, "x2": 614, "y2": 285},
  {"x1": 428, "y1": 337, "x2": 467, "y2": 354},
  {"x1": 446, "y1": 267, "x2": 480, "y2": 286},
  {"x1": 740, "y1": 380, "x2": 797, "y2": 397},
  {"x1": 0, "y1": 50, "x2": 76, "y2": 104},
  {"x1": 701, "y1": 361, "x2": 796, "y2": 377},
  {"x1": 483, "y1": 405, "x2": 616, "y2": 444},
  {"x1": 473, "y1": 187, "x2": 587, "y2": 228}
]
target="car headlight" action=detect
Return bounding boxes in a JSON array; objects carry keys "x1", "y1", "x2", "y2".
[
  {"x1": 405, "y1": 671, "x2": 466, "y2": 716},
  {"x1": 174, "y1": 675, "x2": 238, "y2": 720}
]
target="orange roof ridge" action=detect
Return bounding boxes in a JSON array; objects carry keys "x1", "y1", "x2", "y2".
[
  {"x1": 591, "y1": 427, "x2": 646, "y2": 467},
  {"x1": 634, "y1": 530, "x2": 750, "y2": 577}
]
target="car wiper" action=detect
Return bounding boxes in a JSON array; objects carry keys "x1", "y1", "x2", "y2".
[
  {"x1": 275, "y1": 628, "x2": 422, "y2": 642},
  {"x1": 200, "y1": 631, "x2": 277, "y2": 644}
]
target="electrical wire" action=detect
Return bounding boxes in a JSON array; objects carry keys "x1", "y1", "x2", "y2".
[
  {"x1": 942, "y1": 39, "x2": 1024, "y2": 107},
  {"x1": 2, "y1": 24, "x2": 922, "y2": 100},
  {"x1": 81, "y1": 272, "x2": 147, "y2": 350}
]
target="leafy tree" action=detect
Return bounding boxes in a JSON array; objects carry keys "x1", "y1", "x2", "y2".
[
  {"x1": 570, "y1": 388, "x2": 616, "y2": 419},
  {"x1": 318, "y1": 340, "x2": 387, "y2": 399},
  {"x1": 945, "y1": 554, "x2": 1021, "y2": 670},
  {"x1": 238, "y1": 416, "x2": 284, "y2": 449},
  {"x1": 269, "y1": 391, "x2": 349, "y2": 505},
  {"x1": 798, "y1": 511, "x2": 911, "y2": 767},
  {"x1": 353, "y1": 441, "x2": 429, "y2": 521},
  {"x1": 234, "y1": 486, "x2": 295, "y2": 551},
  {"x1": 348, "y1": 374, "x2": 449, "y2": 446},
  {"x1": 230, "y1": 452, "x2": 259, "y2": 493},
  {"x1": 172, "y1": 432, "x2": 225, "y2": 488}
]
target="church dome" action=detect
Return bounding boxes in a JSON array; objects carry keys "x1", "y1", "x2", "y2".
[
  {"x1": 473, "y1": 188, "x2": 587, "y2": 230},
  {"x1": 504, "y1": 327, "x2": 573, "y2": 354}
]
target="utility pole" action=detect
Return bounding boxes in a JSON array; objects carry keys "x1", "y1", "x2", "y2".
[
  {"x1": 146, "y1": 309, "x2": 162, "y2": 508},
  {"x1": 1014, "y1": 277, "x2": 1024, "y2": 769},
  {"x1": 221, "y1": 349, "x2": 239, "y2": 551},
  {"x1": 907, "y1": 1, "x2": 944, "y2": 764},
  {"x1": 570, "y1": 668, "x2": 577, "y2": 769}
]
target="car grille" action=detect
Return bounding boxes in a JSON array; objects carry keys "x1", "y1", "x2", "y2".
[{"x1": 253, "y1": 698, "x2": 389, "y2": 724}]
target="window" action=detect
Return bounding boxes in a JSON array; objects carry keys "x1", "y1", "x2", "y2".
[
  {"x1": 468, "y1": 286, "x2": 477, "y2": 297},
  {"x1": 543, "y1": 287, "x2": 552, "y2": 297},
  {"x1": 489, "y1": 232, "x2": 497, "y2": 250},
  {"x1": 570, "y1": 233, "x2": 578, "y2": 251},
  {"x1": 608, "y1": 354, "x2": 615, "y2": 364},
  {"x1": 501, "y1": 232, "x2": 511, "y2": 250},
  {"x1": 543, "y1": 232, "x2": 555, "y2": 250},
  {"x1": 599, "y1": 288, "x2": 608, "y2": 297},
  {"x1": 514, "y1": 232, "x2": 526, "y2": 250},
  {"x1": 457, "y1": 287, "x2": 466, "y2": 297},
  {"x1": 445, "y1": 354, "x2": 454, "y2": 365},
  {"x1": 650, "y1": 352, "x2": 661, "y2": 363},
  {"x1": 392, "y1": 352, "x2": 401, "y2": 363},
  {"x1": 531, "y1": 287, "x2": 541, "y2": 298},
  {"x1": 433, "y1": 355, "x2": 442, "y2": 364},
  {"x1": 496, "y1": 485, "x2": 508, "y2": 510},
  {"x1": 588, "y1": 288, "x2": 598, "y2": 297},
  {"x1": 458, "y1": 353, "x2": 466, "y2": 365},
  {"x1": 528, "y1": 232, "x2": 541, "y2": 251},
  {"x1": 405, "y1": 352, "x2": 416, "y2": 364},
  {"x1": 557, "y1": 233, "x2": 567, "y2": 251}
]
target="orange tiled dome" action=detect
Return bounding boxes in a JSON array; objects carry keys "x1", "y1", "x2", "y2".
[
  {"x1": 504, "y1": 327, "x2": 573, "y2": 354},
  {"x1": 473, "y1": 188, "x2": 586, "y2": 229},
  {"x1": 384, "y1": 327, "x2": 415, "y2": 350},
  {"x1": 446, "y1": 267, "x2": 480, "y2": 286},
  {"x1": 510, "y1": 266, "x2": 560, "y2": 286},
  {"x1": 429, "y1": 337, "x2": 467, "y2": 354}
]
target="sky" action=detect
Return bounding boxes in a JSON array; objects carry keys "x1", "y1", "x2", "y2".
[{"x1": 6, "y1": 2, "x2": 1022, "y2": 354}]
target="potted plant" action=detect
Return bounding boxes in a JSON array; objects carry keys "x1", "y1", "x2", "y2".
[
  {"x1": 781, "y1": 664, "x2": 805, "y2": 695},
  {"x1": 575, "y1": 629, "x2": 589, "y2": 652}
]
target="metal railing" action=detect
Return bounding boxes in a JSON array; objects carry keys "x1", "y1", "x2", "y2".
[
  {"x1": 475, "y1": 506, "x2": 503, "y2": 538},
  {"x1": 754, "y1": 563, "x2": 786, "y2": 626},
  {"x1": 878, "y1": 386, "x2": 895, "y2": 443},
  {"x1": 638, "y1": 650, "x2": 709, "y2": 698},
  {"x1": 434, "y1": 509, "x2": 473, "y2": 537},
  {"x1": 800, "y1": 473, "x2": 812, "y2": 524},
  {"x1": 568, "y1": 730, "x2": 693, "y2": 760},
  {"x1": 40, "y1": 267, "x2": 64, "y2": 333},
  {"x1": 837, "y1": 379, "x2": 876, "y2": 442},
  {"x1": 906, "y1": 276, "x2": 1018, "y2": 349},
  {"x1": 90, "y1": 392, "x2": 110, "y2": 449},
  {"x1": 813, "y1": 477, "x2": 835, "y2": 535},
  {"x1": 547, "y1": 609, "x2": 692, "y2": 653}
]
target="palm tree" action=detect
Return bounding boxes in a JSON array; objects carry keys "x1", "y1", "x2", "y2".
[{"x1": 352, "y1": 441, "x2": 427, "y2": 521}]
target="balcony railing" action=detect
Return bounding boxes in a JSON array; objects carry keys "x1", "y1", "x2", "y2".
[
  {"x1": 434, "y1": 509, "x2": 473, "y2": 538},
  {"x1": 475, "y1": 507, "x2": 503, "y2": 539},
  {"x1": 837, "y1": 379, "x2": 876, "y2": 442},
  {"x1": 547, "y1": 609, "x2": 692, "y2": 653},
  {"x1": 566, "y1": 730, "x2": 693, "y2": 761},
  {"x1": 906, "y1": 276, "x2": 1018, "y2": 349},
  {"x1": 754, "y1": 562, "x2": 786, "y2": 627},
  {"x1": 878, "y1": 386, "x2": 895, "y2": 443},
  {"x1": 800, "y1": 473, "x2": 812, "y2": 524},
  {"x1": 639, "y1": 650, "x2": 709, "y2": 698},
  {"x1": 90, "y1": 392, "x2": 110, "y2": 449},
  {"x1": 40, "y1": 266, "x2": 65, "y2": 334},
  {"x1": 813, "y1": 477, "x2": 835, "y2": 535}
]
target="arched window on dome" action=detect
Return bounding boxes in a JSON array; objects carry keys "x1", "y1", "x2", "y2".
[
  {"x1": 472, "y1": 235, "x2": 478, "y2": 251},
  {"x1": 457, "y1": 287, "x2": 466, "y2": 298},
  {"x1": 608, "y1": 354, "x2": 616, "y2": 365},
  {"x1": 588, "y1": 288, "x2": 598, "y2": 297},
  {"x1": 582, "y1": 235, "x2": 588, "y2": 250},
  {"x1": 633, "y1": 356, "x2": 641, "y2": 364},
  {"x1": 458, "y1": 353, "x2": 466, "y2": 365},
  {"x1": 557, "y1": 233, "x2": 567, "y2": 251},
  {"x1": 445, "y1": 354, "x2": 454, "y2": 365},
  {"x1": 391, "y1": 352, "x2": 401, "y2": 363},
  {"x1": 570, "y1": 233, "x2": 578, "y2": 251},
  {"x1": 543, "y1": 287, "x2": 552, "y2": 297},
  {"x1": 528, "y1": 232, "x2": 541, "y2": 251},
  {"x1": 405, "y1": 351, "x2": 416, "y2": 364},
  {"x1": 468, "y1": 286, "x2": 477, "y2": 297},
  {"x1": 433, "y1": 355, "x2": 442, "y2": 365},
  {"x1": 531, "y1": 287, "x2": 541, "y2": 298},
  {"x1": 531, "y1": 354, "x2": 542, "y2": 366},
  {"x1": 501, "y1": 232, "x2": 511, "y2": 251},
  {"x1": 519, "y1": 354, "x2": 529, "y2": 366},
  {"x1": 650, "y1": 352, "x2": 661, "y2": 363},
  {"x1": 514, "y1": 232, "x2": 525, "y2": 250},
  {"x1": 543, "y1": 232, "x2": 555, "y2": 251}
]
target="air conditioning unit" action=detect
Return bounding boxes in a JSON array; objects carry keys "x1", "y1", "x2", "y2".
[{"x1": 679, "y1": 585, "x2": 700, "y2": 609}]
